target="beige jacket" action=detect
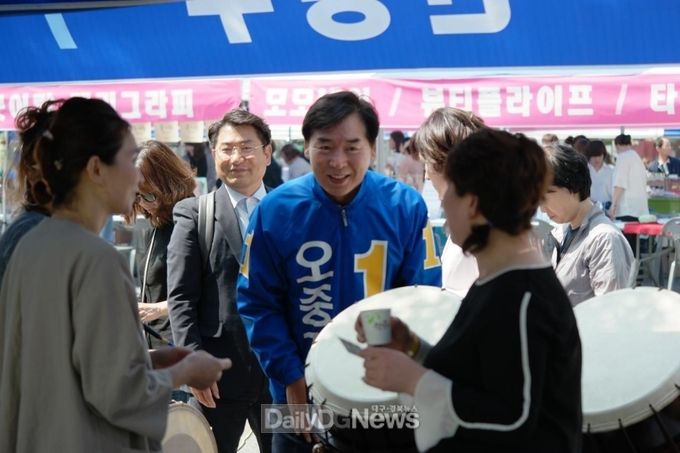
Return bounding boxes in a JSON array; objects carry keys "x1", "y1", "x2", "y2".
[{"x1": 0, "y1": 218, "x2": 173, "y2": 453}]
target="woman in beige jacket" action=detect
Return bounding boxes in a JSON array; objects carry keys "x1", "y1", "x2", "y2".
[{"x1": 0, "y1": 98, "x2": 229, "y2": 453}]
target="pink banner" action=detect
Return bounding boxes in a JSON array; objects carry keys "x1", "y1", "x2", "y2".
[
  {"x1": 250, "y1": 75, "x2": 680, "y2": 129},
  {"x1": 0, "y1": 79, "x2": 241, "y2": 129}
]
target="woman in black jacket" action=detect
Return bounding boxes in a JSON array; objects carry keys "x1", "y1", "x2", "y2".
[{"x1": 128, "y1": 140, "x2": 196, "y2": 347}]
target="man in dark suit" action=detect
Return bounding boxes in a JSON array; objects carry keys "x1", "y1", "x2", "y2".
[
  {"x1": 648, "y1": 136, "x2": 680, "y2": 176},
  {"x1": 167, "y1": 109, "x2": 273, "y2": 453}
]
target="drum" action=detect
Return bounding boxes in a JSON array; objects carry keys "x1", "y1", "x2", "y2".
[
  {"x1": 576, "y1": 287, "x2": 680, "y2": 452},
  {"x1": 305, "y1": 285, "x2": 461, "y2": 453},
  {"x1": 162, "y1": 402, "x2": 217, "y2": 453}
]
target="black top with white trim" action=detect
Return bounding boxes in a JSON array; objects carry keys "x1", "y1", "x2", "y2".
[{"x1": 424, "y1": 265, "x2": 582, "y2": 452}]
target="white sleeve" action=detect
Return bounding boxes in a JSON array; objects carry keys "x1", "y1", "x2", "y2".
[
  {"x1": 613, "y1": 156, "x2": 629, "y2": 189},
  {"x1": 409, "y1": 370, "x2": 459, "y2": 452}
]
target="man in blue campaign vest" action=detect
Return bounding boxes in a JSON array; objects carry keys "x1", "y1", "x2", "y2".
[{"x1": 237, "y1": 91, "x2": 442, "y2": 453}]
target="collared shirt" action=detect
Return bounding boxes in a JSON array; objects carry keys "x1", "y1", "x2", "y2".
[
  {"x1": 648, "y1": 156, "x2": 680, "y2": 176},
  {"x1": 224, "y1": 183, "x2": 267, "y2": 238},
  {"x1": 557, "y1": 226, "x2": 580, "y2": 265},
  {"x1": 551, "y1": 203, "x2": 634, "y2": 306}
]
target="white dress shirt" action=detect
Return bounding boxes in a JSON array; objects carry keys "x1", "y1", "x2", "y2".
[{"x1": 225, "y1": 183, "x2": 267, "y2": 238}]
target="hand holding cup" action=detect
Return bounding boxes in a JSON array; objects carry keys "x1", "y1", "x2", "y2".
[{"x1": 355, "y1": 309, "x2": 412, "y2": 353}]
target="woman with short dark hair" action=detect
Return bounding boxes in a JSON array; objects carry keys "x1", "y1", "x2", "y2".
[
  {"x1": 584, "y1": 140, "x2": 614, "y2": 209},
  {"x1": 541, "y1": 144, "x2": 633, "y2": 306},
  {"x1": 358, "y1": 130, "x2": 582, "y2": 452}
]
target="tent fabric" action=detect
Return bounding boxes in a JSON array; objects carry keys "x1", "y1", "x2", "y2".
[{"x1": 0, "y1": 1, "x2": 679, "y2": 84}]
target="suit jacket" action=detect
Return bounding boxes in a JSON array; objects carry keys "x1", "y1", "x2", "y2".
[
  {"x1": 648, "y1": 156, "x2": 680, "y2": 176},
  {"x1": 167, "y1": 185, "x2": 265, "y2": 400}
]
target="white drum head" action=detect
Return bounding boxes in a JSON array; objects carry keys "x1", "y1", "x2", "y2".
[
  {"x1": 305, "y1": 285, "x2": 461, "y2": 417},
  {"x1": 575, "y1": 287, "x2": 680, "y2": 433},
  {"x1": 163, "y1": 402, "x2": 217, "y2": 453}
]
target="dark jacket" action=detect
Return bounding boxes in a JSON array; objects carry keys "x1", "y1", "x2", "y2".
[
  {"x1": 648, "y1": 156, "x2": 680, "y2": 176},
  {"x1": 167, "y1": 185, "x2": 266, "y2": 400}
]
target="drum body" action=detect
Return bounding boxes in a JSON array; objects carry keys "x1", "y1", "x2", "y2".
[
  {"x1": 162, "y1": 402, "x2": 217, "y2": 453},
  {"x1": 305, "y1": 285, "x2": 461, "y2": 452},
  {"x1": 576, "y1": 287, "x2": 680, "y2": 452}
]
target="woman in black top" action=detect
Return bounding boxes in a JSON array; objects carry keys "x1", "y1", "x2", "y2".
[
  {"x1": 358, "y1": 129, "x2": 582, "y2": 452},
  {"x1": 128, "y1": 140, "x2": 196, "y2": 347}
]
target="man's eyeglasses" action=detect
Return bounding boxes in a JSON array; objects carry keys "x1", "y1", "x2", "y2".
[
  {"x1": 136, "y1": 192, "x2": 157, "y2": 203},
  {"x1": 218, "y1": 143, "x2": 265, "y2": 157}
]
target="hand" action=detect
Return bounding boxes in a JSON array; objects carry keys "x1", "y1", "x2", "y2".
[
  {"x1": 286, "y1": 377, "x2": 319, "y2": 444},
  {"x1": 139, "y1": 301, "x2": 167, "y2": 323},
  {"x1": 355, "y1": 315, "x2": 412, "y2": 353},
  {"x1": 149, "y1": 346, "x2": 191, "y2": 369},
  {"x1": 191, "y1": 383, "x2": 220, "y2": 409},
  {"x1": 359, "y1": 347, "x2": 427, "y2": 395},
  {"x1": 172, "y1": 350, "x2": 231, "y2": 391}
]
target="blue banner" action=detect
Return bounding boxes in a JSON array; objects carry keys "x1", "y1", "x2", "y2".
[
  {"x1": 0, "y1": 0, "x2": 679, "y2": 83},
  {"x1": 0, "y1": 0, "x2": 173, "y2": 11}
]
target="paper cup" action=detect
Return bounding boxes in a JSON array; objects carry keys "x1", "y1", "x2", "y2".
[{"x1": 360, "y1": 309, "x2": 391, "y2": 346}]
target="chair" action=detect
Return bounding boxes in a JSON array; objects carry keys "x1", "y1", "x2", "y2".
[
  {"x1": 662, "y1": 217, "x2": 680, "y2": 290},
  {"x1": 531, "y1": 219, "x2": 556, "y2": 260},
  {"x1": 625, "y1": 221, "x2": 675, "y2": 288}
]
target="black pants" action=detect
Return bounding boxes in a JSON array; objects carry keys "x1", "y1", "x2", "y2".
[
  {"x1": 272, "y1": 432, "x2": 315, "y2": 453},
  {"x1": 190, "y1": 380, "x2": 273, "y2": 453},
  {"x1": 190, "y1": 333, "x2": 273, "y2": 453}
]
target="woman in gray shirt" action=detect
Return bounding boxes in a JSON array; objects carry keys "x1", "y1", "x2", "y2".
[{"x1": 541, "y1": 144, "x2": 634, "y2": 306}]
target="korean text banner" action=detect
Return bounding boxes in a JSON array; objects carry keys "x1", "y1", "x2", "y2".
[
  {"x1": 249, "y1": 75, "x2": 680, "y2": 129},
  {"x1": 0, "y1": 79, "x2": 240, "y2": 128},
  {"x1": 0, "y1": 0, "x2": 679, "y2": 83}
]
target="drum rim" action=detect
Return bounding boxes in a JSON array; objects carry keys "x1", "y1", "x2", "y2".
[
  {"x1": 576, "y1": 287, "x2": 680, "y2": 433},
  {"x1": 305, "y1": 285, "x2": 460, "y2": 419},
  {"x1": 583, "y1": 383, "x2": 680, "y2": 433},
  {"x1": 163, "y1": 401, "x2": 218, "y2": 453}
]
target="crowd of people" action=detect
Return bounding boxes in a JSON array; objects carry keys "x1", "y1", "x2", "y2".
[{"x1": 0, "y1": 90, "x2": 674, "y2": 452}]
